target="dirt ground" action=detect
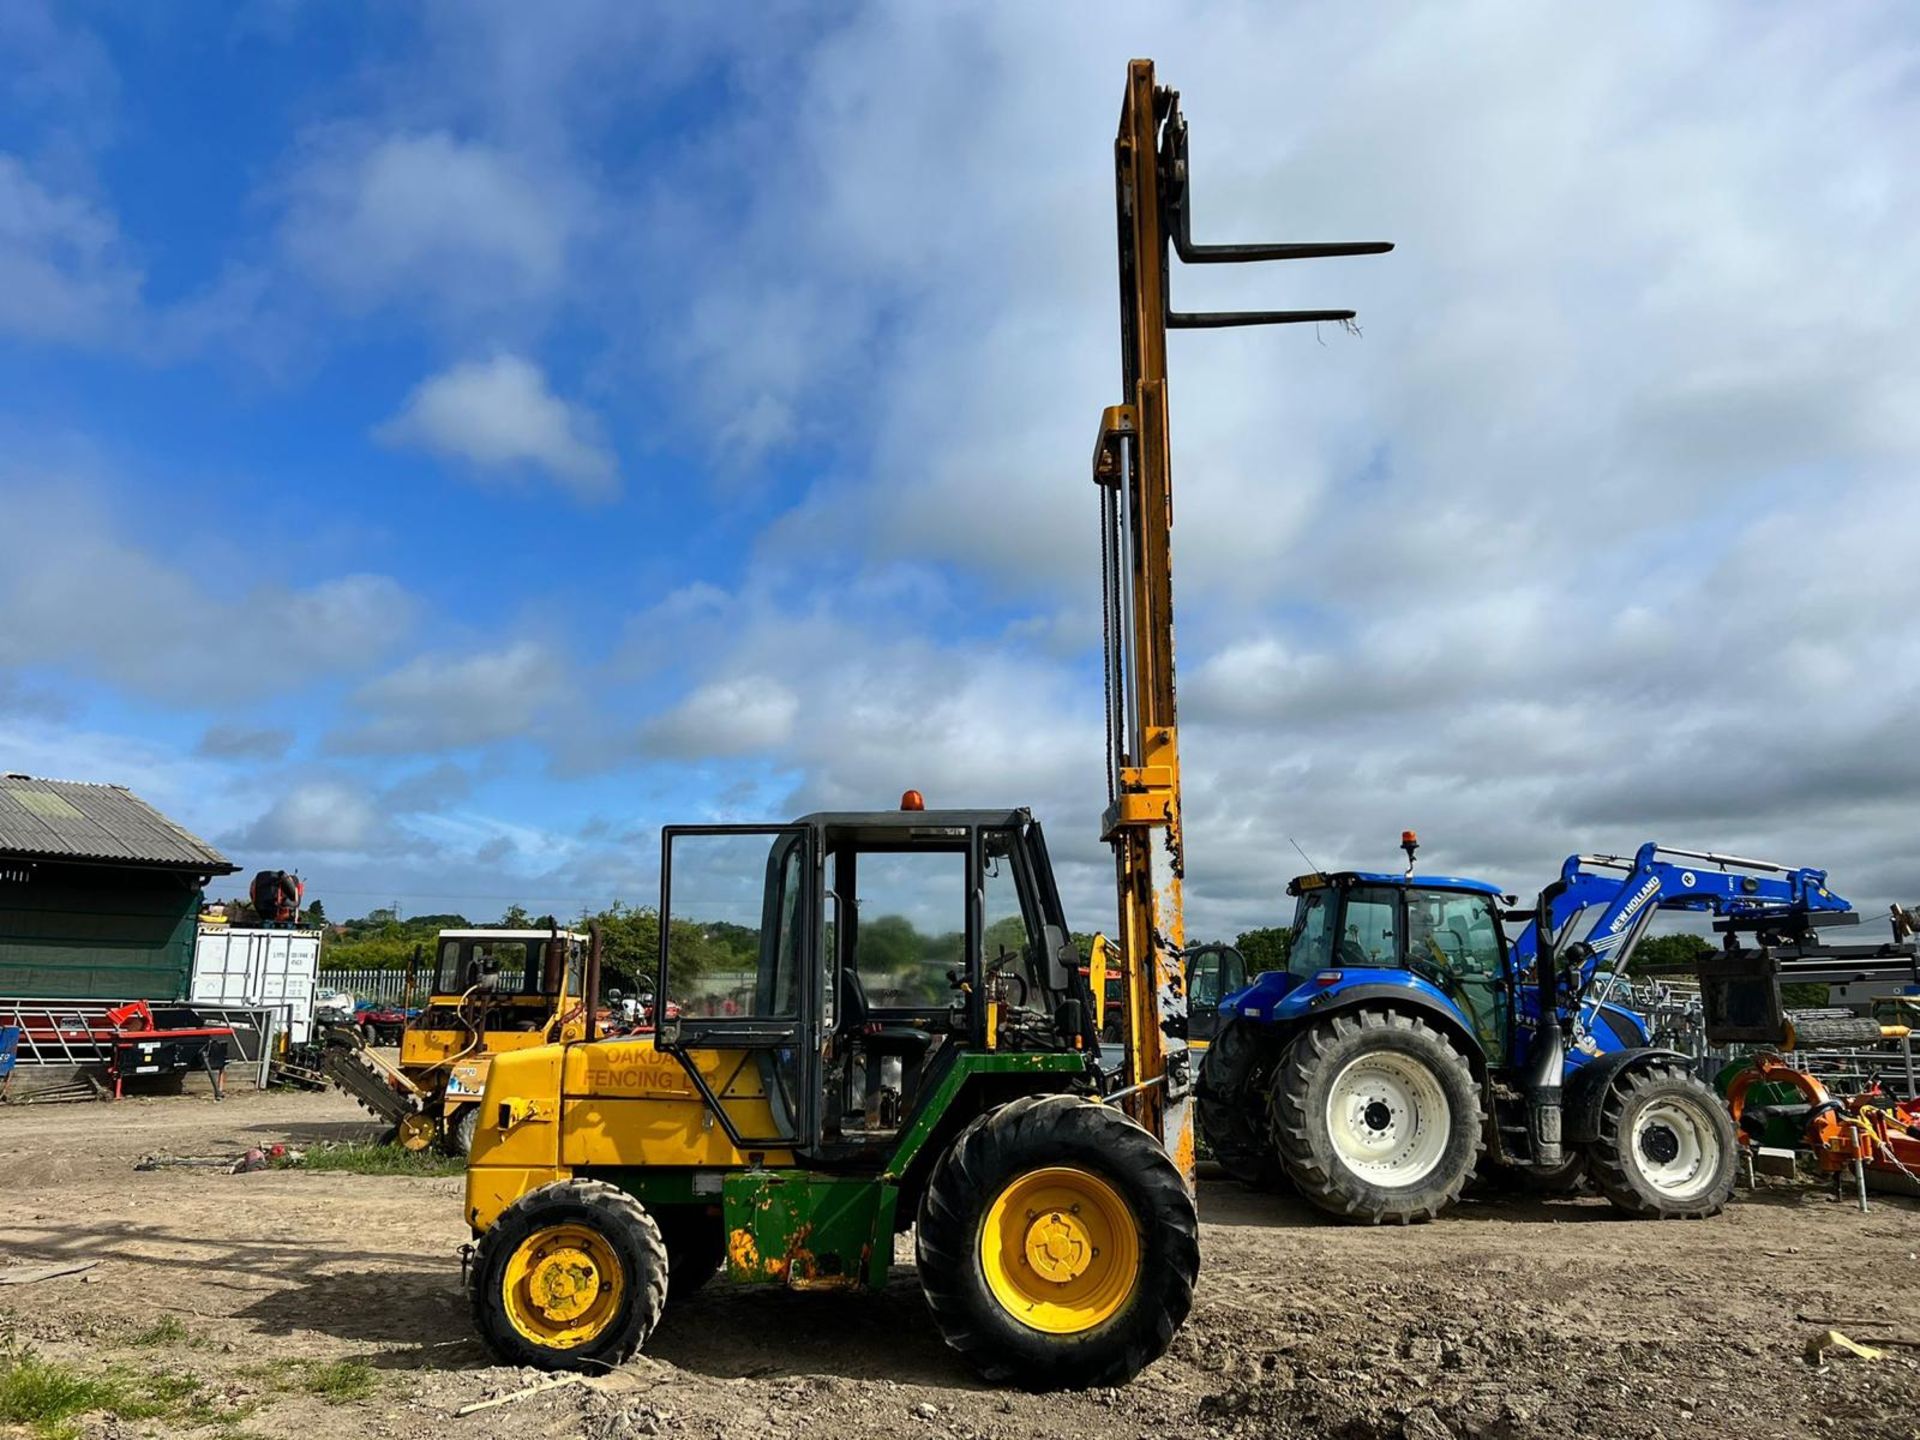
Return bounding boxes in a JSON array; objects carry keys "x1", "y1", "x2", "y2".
[{"x1": 4, "y1": 1088, "x2": 1920, "y2": 1440}]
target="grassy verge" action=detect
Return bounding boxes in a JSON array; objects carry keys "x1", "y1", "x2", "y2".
[
  {"x1": 275, "y1": 1141, "x2": 466, "y2": 1177},
  {"x1": 242, "y1": 1357, "x2": 381, "y2": 1405},
  {"x1": 127, "y1": 1315, "x2": 193, "y2": 1347},
  {"x1": 0, "y1": 1346, "x2": 243, "y2": 1438}
]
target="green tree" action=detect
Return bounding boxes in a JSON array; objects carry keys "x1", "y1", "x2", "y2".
[
  {"x1": 303, "y1": 898, "x2": 327, "y2": 925},
  {"x1": 1629, "y1": 932, "x2": 1714, "y2": 975},
  {"x1": 1235, "y1": 926, "x2": 1294, "y2": 974},
  {"x1": 499, "y1": 904, "x2": 532, "y2": 928}
]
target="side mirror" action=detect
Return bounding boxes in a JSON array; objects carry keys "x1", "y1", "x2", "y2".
[{"x1": 1042, "y1": 924, "x2": 1076, "y2": 991}]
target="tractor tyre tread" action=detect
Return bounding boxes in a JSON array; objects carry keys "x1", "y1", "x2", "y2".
[
  {"x1": 470, "y1": 1178, "x2": 668, "y2": 1371},
  {"x1": 1196, "y1": 1018, "x2": 1291, "y2": 1192},
  {"x1": 1587, "y1": 1061, "x2": 1737, "y2": 1219},
  {"x1": 1267, "y1": 1009, "x2": 1482, "y2": 1225},
  {"x1": 916, "y1": 1094, "x2": 1198, "y2": 1389}
]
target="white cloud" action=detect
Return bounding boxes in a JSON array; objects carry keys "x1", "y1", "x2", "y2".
[
  {"x1": 237, "y1": 780, "x2": 384, "y2": 854},
  {"x1": 278, "y1": 129, "x2": 584, "y2": 319},
  {"x1": 0, "y1": 154, "x2": 143, "y2": 346},
  {"x1": 640, "y1": 676, "x2": 799, "y2": 760},
  {"x1": 331, "y1": 639, "x2": 572, "y2": 754},
  {"x1": 0, "y1": 480, "x2": 416, "y2": 704},
  {"x1": 375, "y1": 354, "x2": 618, "y2": 501}
]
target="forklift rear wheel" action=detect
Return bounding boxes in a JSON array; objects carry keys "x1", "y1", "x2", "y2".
[
  {"x1": 1588, "y1": 1062, "x2": 1736, "y2": 1219},
  {"x1": 471, "y1": 1179, "x2": 668, "y2": 1370},
  {"x1": 1268, "y1": 1009, "x2": 1482, "y2": 1224},
  {"x1": 916, "y1": 1093, "x2": 1199, "y2": 1389},
  {"x1": 1195, "y1": 1019, "x2": 1290, "y2": 1192}
]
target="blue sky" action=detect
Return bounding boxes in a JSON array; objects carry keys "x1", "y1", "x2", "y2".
[{"x1": 2, "y1": 3, "x2": 1917, "y2": 934}]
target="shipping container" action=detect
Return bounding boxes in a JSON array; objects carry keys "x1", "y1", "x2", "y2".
[{"x1": 190, "y1": 926, "x2": 322, "y2": 1044}]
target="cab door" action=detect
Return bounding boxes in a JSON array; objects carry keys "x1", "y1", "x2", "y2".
[{"x1": 656, "y1": 825, "x2": 821, "y2": 1150}]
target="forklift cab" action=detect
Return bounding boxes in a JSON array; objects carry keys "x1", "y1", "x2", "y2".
[
  {"x1": 655, "y1": 807, "x2": 1093, "y2": 1163},
  {"x1": 1285, "y1": 872, "x2": 1512, "y2": 1063}
]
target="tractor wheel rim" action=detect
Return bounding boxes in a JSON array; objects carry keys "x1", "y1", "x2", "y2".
[
  {"x1": 980, "y1": 1166, "x2": 1141, "y2": 1335},
  {"x1": 1633, "y1": 1098, "x2": 1715, "y2": 1198},
  {"x1": 1325, "y1": 1051, "x2": 1451, "y2": 1188},
  {"x1": 501, "y1": 1224, "x2": 624, "y2": 1349}
]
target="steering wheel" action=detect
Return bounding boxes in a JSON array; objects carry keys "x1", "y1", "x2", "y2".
[{"x1": 1408, "y1": 938, "x2": 1486, "y2": 1038}]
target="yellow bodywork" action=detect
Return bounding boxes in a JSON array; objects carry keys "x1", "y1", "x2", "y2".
[
  {"x1": 466, "y1": 1036, "x2": 796, "y2": 1231},
  {"x1": 400, "y1": 991, "x2": 587, "y2": 1136}
]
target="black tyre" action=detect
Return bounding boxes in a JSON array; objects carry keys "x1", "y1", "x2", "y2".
[
  {"x1": 1195, "y1": 1019, "x2": 1290, "y2": 1191},
  {"x1": 1267, "y1": 1009, "x2": 1482, "y2": 1224},
  {"x1": 916, "y1": 1094, "x2": 1198, "y2": 1389},
  {"x1": 443, "y1": 1105, "x2": 478, "y2": 1157},
  {"x1": 652, "y1": 1206, "x2": 726, "y2": 1299},
  {"x1": 1587, "y1": 1062, "x2": 1737, "y2": 1219},
  {"x1": 470, "y1": 1179, "x2": 668, "y2": 1371}
]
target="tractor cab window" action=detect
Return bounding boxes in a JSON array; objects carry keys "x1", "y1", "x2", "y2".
[
  {"x1": 435, "y1": 938, "x2": 541, "y2": 996},
  {"x1": 1407, "y1": 889, "x2": 1508, "y2": 1062},
  {"x1": 662, "y1": 830, "x2": 806, "y2": 1019},
  {"x1": 841, "y1": 848, "x2": 964, "y2": 1011},
  {"x1": 1189, "y1": 947, "x2": 1247, "y2": 1010},
  {"x1": 1340, "y1": 887, "x2": 1400, "y2": 967},
  {"x1": 1289, "y1": 890, "x2": 1335, "y2": 977},
  {"x1": 984, "y1": 828, "x2": 1062, "y2": 1031}
]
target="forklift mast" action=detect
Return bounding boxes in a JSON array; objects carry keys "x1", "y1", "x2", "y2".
[{"x1": 1093, "y1": 60, "x2": 1389, "y2": 1176}]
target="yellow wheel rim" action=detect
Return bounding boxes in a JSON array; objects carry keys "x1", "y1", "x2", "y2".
[
  {"x1": 500, "y1": 1224, "x2": 625, "y2": 1349},
  {"x1": 396, "y1": 1113, "x2": 436, "y2": 1151},
  {"x1": 980, "y1": 1166, "x2": 1141, "y2": 1334}
]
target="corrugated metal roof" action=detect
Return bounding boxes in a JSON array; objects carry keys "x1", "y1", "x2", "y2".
[{"x1": 0, "y1": 774, "x2": 237, "y2": 872}]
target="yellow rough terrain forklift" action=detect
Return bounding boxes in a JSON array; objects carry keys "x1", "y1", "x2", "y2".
[{"x1": 460, "y1": 60, "x2": 1385, "y2": 1387}]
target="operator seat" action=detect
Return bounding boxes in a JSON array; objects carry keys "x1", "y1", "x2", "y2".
[{"x1": 840, "y1": 967, "x2": 934, "y2": 1065}]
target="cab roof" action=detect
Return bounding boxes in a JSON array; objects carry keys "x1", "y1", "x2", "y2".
[
  {"x1": 793, "y1": 807, "x2": 1034, "y2": 833},
  {"x1": 1288, "y1": 871, "x2": 1504, "y2": 897}
]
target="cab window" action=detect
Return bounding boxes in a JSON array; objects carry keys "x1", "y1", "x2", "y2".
[
  {"x1": 1340, "y1": 887, "x2": 1400, "y2": 967},
  {"x1": 1189, "y1": 948, "x2": 1247, "y2": 1009},
  {"x1": 1408, "y1": 889, "x2": 1508, "y2": 1061},
  {"x1": 845, "y1": 849, "x2": 965, "y2": 1009},
  {"x1": 662, "y1": 829, "x2": 806, "y2": 1019},
  {"x1": 1289, "y1": 890, "x2": 1335, "y2": 977}
]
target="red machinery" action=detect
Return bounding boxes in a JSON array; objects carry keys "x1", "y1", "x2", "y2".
[
  {"x1": 248, "y1": 870, "x2": 304, "y2": 924},
  {"x1": 101, "y1": 1001, "x2": 234, "y2": 1099}
]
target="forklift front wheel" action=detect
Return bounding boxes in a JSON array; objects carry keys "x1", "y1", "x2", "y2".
[
  {"x1": 471, "y1": 1179, "x2": 668, "y2": 1370},
  {"x1": 916, "y1": 1094, "x2": 1199, "y2": 1389}
]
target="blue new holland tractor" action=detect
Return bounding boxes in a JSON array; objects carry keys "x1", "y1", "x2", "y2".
[{"x1": 1196, "y1": 838, "x2": 1859, "y2": 1224}]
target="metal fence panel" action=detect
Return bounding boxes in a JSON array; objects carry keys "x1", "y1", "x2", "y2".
[{"x1": 314, "y1": 968, "x2": 411, "y2": 1003}]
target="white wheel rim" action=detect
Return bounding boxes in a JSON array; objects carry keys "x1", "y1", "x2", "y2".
[
  {"x1": 1632, "y1": 1097, "x2": 1716, "y2": 1200},
  {"x1": 1325, "y1": 1052, "x2": 1451, "y2": 1188}
]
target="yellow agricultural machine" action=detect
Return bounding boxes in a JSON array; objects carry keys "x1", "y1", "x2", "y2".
[
  {"x1": 459, "y1": 60, "x2": 1384, "y2": 1387},
  {"x1": 322, "y1": 927, "x2": 590, "y2": 1154}
]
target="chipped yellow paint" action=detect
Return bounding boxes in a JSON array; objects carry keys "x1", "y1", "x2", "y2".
[{"x1": 728, "y1": 1227, "x2": 760, "y2": 1274}]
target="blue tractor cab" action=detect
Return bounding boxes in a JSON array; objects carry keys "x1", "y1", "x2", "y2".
[{"x1": 1226, "y1": 869, "x2": 1649, "y2": 1075}]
